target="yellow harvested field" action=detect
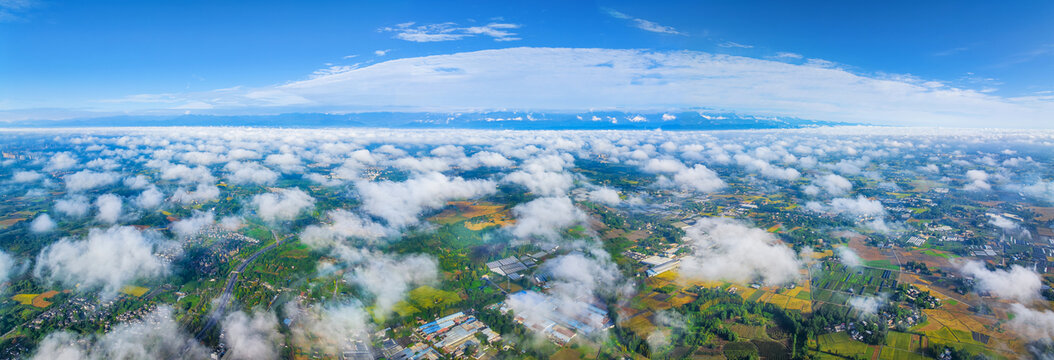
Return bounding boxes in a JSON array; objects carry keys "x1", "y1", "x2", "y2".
[
  {"x1": 766, "y1": 293, "x2": 791, "y2": 308},
  {"x1": 13, "y1": 291, "x2": 60, "y2": 308},
  {"x1": 120, "y1": 285, "x2": 150, "y2": 297},
  {"x1": 737, "y1": 288, "x2": 758, "y2": 300},
  {"x1": 626, "y1": 311, "x2": 656, "y2": 337},
  {"x1": 923, "y1": 309, "x2": 974, "y2": 334},
  {"x1": 785, "y1": 298, "x2": 811, "y2": 312},
  {"x1": 654, "y1": 270, "x2": 681, "y2": 282},
  {"x1": 669, "y1": 293, "x2": 695, "y2": 307},
  {"x1": 12, "y1": 294, "x2": 36, "y2": 305},
  {"x1": 0, "y1": 218, "x2": 25, "y2": 229},
  {"x1": 464, "y1": 211, "x2": 514, "y2": 230},
  {"x1": 641, "y1": 296, "x2": 672, "y2": 311},
  {"x1": 431, "y1": 201, "x2": 504, "y2": 222}
]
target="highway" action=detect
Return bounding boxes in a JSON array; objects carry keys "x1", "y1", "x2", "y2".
[{"x1": 194, "y1": 229, "x2": 286, "y2": 341}]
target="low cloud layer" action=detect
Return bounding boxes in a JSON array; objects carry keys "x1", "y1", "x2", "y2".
[
  {"x1": 34, "y1": 226, "x2": 176, "y2": 295},
  {"x1": 345, "y1": 252, "x2": 439, "y2": 318},
  {"x1": 252, "y1": 188, "x2": 316, "y2": 222},
  {"x1": 837, "y1": 247, "x2": 863, "y2": 268},
  {"x1": 848, "y1": 295, "x2": 886, "y2": 317},
  {"x1": 679, "y1": 218, "x2": 802, "y2": 286},
  {"x1": 221, "y1": 310, "x2": 282, "y2": 360},
  {"x1": 509, "y1": 196, "x2": 587, "y2": 241},
  {"x1": 32, "y1": 306, "x2": 209, "y2": 359},
  {"x1": 299, "y1": 209, "x2": 391, "y2": 247},
  {"x1": 356, "y1": 172, "x2": 497, "y2": 228},
  {"x1": 958, "y1": 261, "x2": 1042, "y2": 302},
  {"x1": 1007, "y1": 303, "x2": 1054, "y2": 343}
]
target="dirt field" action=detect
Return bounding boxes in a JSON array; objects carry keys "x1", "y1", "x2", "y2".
[
  {"x1": 429, "y1": 201, "x2": 513, "y2": 230},
  {"x1": 848, "y1": 237, "x2": 887, "y2": 262},
  {"x1": 1028, "y1": 206, "x2": 1054, "y2": 221}
]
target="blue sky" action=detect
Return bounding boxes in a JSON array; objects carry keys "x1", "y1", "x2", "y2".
[{"x1": 1, "y1": 0, "x2": 1052, "y2": 126}]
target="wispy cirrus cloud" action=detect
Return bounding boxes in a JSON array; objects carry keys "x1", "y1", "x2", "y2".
[
  {"x1": 718, "y1": 41, "x2": 753, "y2": 49},
  {"x1": 933, "y1": 46, "x2": 970, "y2": 57},
  {"x1": 603, "y1": 8, "x2": 683, "y2": 35},
  {"x1": 379, "y1": 21, "x2": 521, "y2": 42},
  {"x1": 0, "y1": 0, "x2": 36, "y2": 22},
  {"x1": 774, "y1": 52, "x2": 803, "y2": 60}
]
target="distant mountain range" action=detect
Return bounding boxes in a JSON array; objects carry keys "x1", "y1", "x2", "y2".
[{"x1": 3, "y1": 111, "x2": 853, "y2": 130}]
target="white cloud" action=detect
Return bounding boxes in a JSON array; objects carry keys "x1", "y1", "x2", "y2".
[
  {"x1": 1020, "y1": 180, "x2": 1054, "y2": 203},
  {"x1": 671, "y1": 164, "x2": 726, "y2": 193},
  {"x1": 0, "y1": 251, "x2": 16, "y2": 288},
  {"x1": 959, "y1": 261, "x2": 1042, "y2": 302},
  {"x1": 170, "y1": 183, "x2": 220, "y2": 204},
  {"x1": 679, "y1": 217, "x2": 802, "y2": 286},
  {"x1": 65, "y1": 170, "x2": 120, "y2": 192},
  {"x1": 848, "y1": 295, "x2": 886, "y2": 317},
  {"x1": 734, "y1": 154, "x2": 800, "y2": 180},
  {"x1": 587, "y1": 187, "x2": 621, "y2": 206},
  {"x1": 505, "y1": 251, "x2": 621, "y2": 340},
  {"x1": 374, "y1": 49, "x2": 389, "y2": 56},
  {"x1": 23, "y1": 48, "x2": 1054, "y2": 127},
  {"x1": 504, "y1": 169, "x2": 574, "y2": 196},
  {"x1": 170, "y1": 210, "x2": 215, "y2": 237},
  {"x1": 264, "y1": 153, "x2": 302, "y2": 172},
  {"x1": 30, "y1": 213, "x2": 56, "y2": 233},
  {"x1": 508, "y1": 196, "x2": 586, "y2": 241},
  {"x1": 123, "y1": 174, "x2": 151, "y2": 189},
  {"x1": 719, "y1": 41, "x2": 753, "y2": 49},
  {"x1": 459, "y1": 151, "x2": 512, "y2": 169},
  {"x1": 963, "y1": 169, "x2": 991, "y2": 191},
  {"x1": 300, "y1": 209, "x2": 391, "y2": 248},
  {"x1": 135, "y1": 186, "x2": 165, "y2": 208},
  {"x1": 380, "y1": 21, "x2": 521, "y2": 42},
  {"x1": 825, "y1": 196, "x2": 887, "y2": 217},
  {"x1": 836, "y1": 247, "x2": 863, "y2": 268},
  {"x1": 34, "y1": 226, "x2": 176, "y2": 295},
  {"x1": 32, "y1": 306, "x2": 209, "y2": 360},
  {"x1": 55, "y1": 195, "x2": 90, "y2": 217},
  {"x1": 392, "y1": 156, "x2": 450, "y2": 173},
  {"x1": 94, "y1": 194, "x2": 122, "y2": 223},
  {"x1": 642, "y1": 158, "x2": 685, "y2": 174},
  {"x1": 221, "y1": 310, "x2": 282, "y2": 360},
  {"x1": 918, "y1": 164, "x2": 939, "y2": 174},
  {"x1": 283, "y1": 301, "x2": 371, "y2": 356},
  {"x1": 251, "y1": 188, "x2": 316, "y2": 222},
  {"x1": 219, "y1": 216, "x2": 243, "y2": 231},
  {"x1": 160, "y1": 163, "x2": 215, "y2": 184},
  {"x1": 45, "y1": 152, "x2": 77, "y2": 171},
  {"x1": 812, "y1": 174, "x2": 853, "y2": 196},
  {"x1": 356, "y1": 172, "x2": 496, "y2": 228},
  {"x1": 180, "y1": 151, "x2": 225, "y2": 165},
  {"x1": 12, "y1": 170, "x2": 43, "y2": 183},
  {"x1": 346, "y1": 252, "x2": 438, "y2": 318},
  {"x1": 987, "y1": 213, "x2": 1019, "y2": 231},
  {"x1": 775, "y1": 52, "x2": 803, "y2": 59},
  {"x1": 1007, "y1": 303, "x2": 1054, "y2": 343},
  {"x1": 224, "y1": 161, "x2": 279, "y2": 185},
  {"x1": 604, "y1": 8, "x2": 683, "y2": 35}
]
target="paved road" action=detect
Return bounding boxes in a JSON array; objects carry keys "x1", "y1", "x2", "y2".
[
  {"x1": 483, "y1": 276, "x2": 509, "y2": 295},
  {"x1": 194, "y1": 230, "x2": 285, "y2": 341}
]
